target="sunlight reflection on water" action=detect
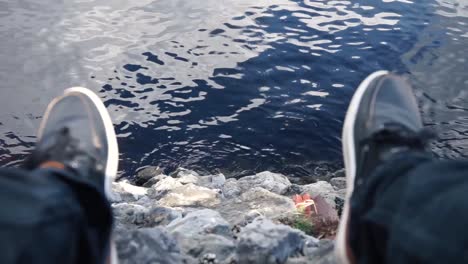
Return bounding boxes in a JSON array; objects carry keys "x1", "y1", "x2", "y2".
[{"x1": 0, "y1": 0, "x2": 467, "y2": 179}]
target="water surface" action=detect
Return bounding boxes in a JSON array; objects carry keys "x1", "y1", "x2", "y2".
[{"x1": 1, "y1": 0, "x2": 467, "y2": 179}]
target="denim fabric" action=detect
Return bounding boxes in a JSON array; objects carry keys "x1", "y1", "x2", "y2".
[
  {"x1": 0, "y1": 167, "x2": 112, "y2": 264},
  {"x1": 350, "y1": 152, "x2": 468, "y2": 263}
]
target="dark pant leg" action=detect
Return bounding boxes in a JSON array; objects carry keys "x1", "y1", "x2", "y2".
[
  {"x1": 0, "y1": 167, "x2": 112, "y2": 264},
  {"x1": 350, "y1": 152, "x2": 468, "y2": 264}
]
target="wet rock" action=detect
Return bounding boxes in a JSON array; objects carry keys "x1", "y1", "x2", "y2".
[
  {"x1": 289, "y1": 164, "x2": 345, "y2": 185},
  {"x1": 159, "y1": 184, "x2": 222, "y2": 208},
  {"x1": 218, "y1": 187, "x2": 296, "y2": 224},
  {"x1": 167, "y1": 209, "x2": 231, "y2": 237},
  {"x1": 173, "y1": 172, "x2": 226, "y2": 189},
  {"x1": 236, "y1": 171, "x2": 291, "y2": 195},
  {"x1": 133, "y1": 166, "x2": 163, "y2": 186},
  {"x1": 314, "y1": 164, "x2": 344, "y2": 182},
  {"x1": 115, "y1": 227, "x2": 194, "y2": 264},
  {"x1": 142, "y1": 174, "x2": 167, "y2": 188},
  {"x1": 236, "y1": 218, "x2": 306, "y2": 264},
  {"x1": 330, "y1": 177, "x2": 346, "y2": 190},
  {"x1": 329, "y1": 169, "x2": 345, "y2": 179}
]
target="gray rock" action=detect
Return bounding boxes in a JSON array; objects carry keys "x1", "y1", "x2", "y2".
[
  {"x1": 217, "y1": 187, "x2": 296, "y2": 225},
  {"x1": 335, "y1": 188, "x2": 346, "y2": 200},
  {"x1": 198, "y1": 173, "x2": 226, "y2": 189},
  {"x1": 115, "y1": 227, "x2": 194, "y2": 264},
  {"x1": 172, "y1": 167, "x2": 200, "y2": 178},
  {"x1": 242, "y1": 210, "x2": 264, "y2": 225},
  {"x1": 112, "y1": 181, "x2": 148, "y2": 202},
  {"x1": 178, "y1": 174, "x2": 199, "y2": 185},
  {"x1": 158, "y1": 184, "x2": 221, "y2": 208},
  {"x1": 200, "y1": 253, "x2": 218, "y2": 264},
  {"x1": 111, "y1": 168, "x2": 343, "y2": 264},
  {"x1": 302, "y1": 236, "x2": 320, "y2": 256},
  {"x1": 177, "y1": 234, "x2": 235, "y2": 263},
  {"x1": 113, "y1": 203, "x2": 182, "y2": 228},
  {"x1": 144, "y1": 206, "x2": 183, "y2": 227},
  {"x1": 334, "y1": 195, "x2": 345, "y2": 218},
  {"x1": 221, "y1": 178, "x2": 241, "y2": 198},
  {"x1": 109, "y1": 190, "x2": 123, "y2": 203},
  {"x1": 283, "y1": 184, "x2": 305, "y2": 196},
  {"x1": 236, "y1": 218, "x2": 306, "y2": 264},
  {"x1": 148, "y1": 177, "x2": 183, "y2": 198},
  {"x1": 330, "y1": 169, "x2": 345, "y2": 179},
  {"x1": 134, "y1": 166, "x2": 163, "y2": 186},
  {"x1": 113, "y1": 203, "x2": 149, "y2": 228},
  {"x1": 285, "y1": 258, "x2": 308, "y2": 264},
  {"x1": 210, "y1": 174, "x2": 226, "y2": 188},
  {"x1": 335, "y1": 189, "x2": 346, "y2": 214},
  {"x1": 134, "y1": 195, "x2": 153, "y2": 206},
  {"x1": 236, "y1": 171, "x2": 291, "y2": 195},
  {"x1": 142, "y1": 174, "x2": 168, "y2": 188},
  {"x1": 313, "y1": 164, "x2": 335, "y2": 181},
  {"x1": 301, "y1": 181, "x2": 337, "y2": 208},
  {"x1": 330, "y1": 177, "x2": 346, "y2": 190},
  {"x1": 287, "y1": 240, "x2": 337, "y2": 264},
  {"x1": 167, "y1": 209, "x2": 231, "y2": 238}
]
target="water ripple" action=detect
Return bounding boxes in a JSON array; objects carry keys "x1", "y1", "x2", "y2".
[{"x1": 1, "y1": 0, "x2": 467, "y2": 179}]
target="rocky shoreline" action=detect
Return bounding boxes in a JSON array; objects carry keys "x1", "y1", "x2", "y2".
[{"x1": 111, "y1": 167, "x2": 346, "y2": 264}]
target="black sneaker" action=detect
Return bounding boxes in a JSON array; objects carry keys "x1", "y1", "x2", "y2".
[
  {"x1": 26, "y1": 87, "x2": 119, "y2": 198},
  {"x1": 335, "y1": 71, "x2": 431, "y2": 263}
]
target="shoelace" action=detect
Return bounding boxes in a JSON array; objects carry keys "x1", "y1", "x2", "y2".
[{"x1": 24, "y1": 127, "x2": 97, "y2": 170}]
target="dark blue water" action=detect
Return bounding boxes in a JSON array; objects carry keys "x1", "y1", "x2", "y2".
[{"x1": 1, "y1": 0, "x2": 468, "y2": 180}]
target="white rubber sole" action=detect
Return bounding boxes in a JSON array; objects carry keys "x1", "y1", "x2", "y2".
[
  {"x1": 109, "y1": 239, "x2": 119, "y2": 264},
  {"x1": 64, "y1": 87, "x2": 119, "y2": 199},
  {"x1": 66, "y1": 88, "x2": 120, "y2": 264},
  {"x1": 335, "y1": 71, "x2": 389, "y2": 264}
]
